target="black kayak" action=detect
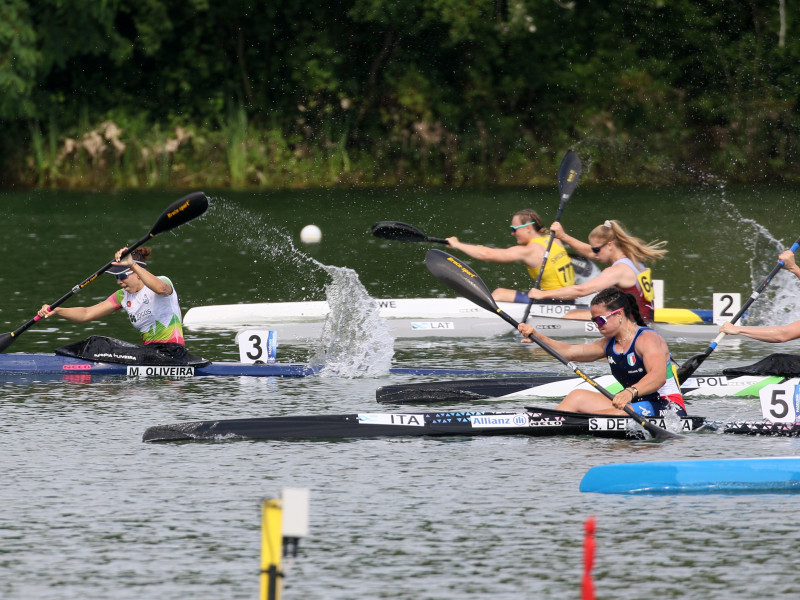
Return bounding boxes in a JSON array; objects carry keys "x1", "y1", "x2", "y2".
[{"x1": 143, "y1": 406, "x2": 707, "y2": 442}]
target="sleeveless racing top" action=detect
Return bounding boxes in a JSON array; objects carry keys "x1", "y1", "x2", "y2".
[
  {"x1": 525, "y1": 237, "x2": 575, "y2": 290},
  {"x1": 612, "y1": 257, "x2": 655, "y2": 320},
  {"x1": 108, "y1": 276, "x2": 185, "y2": 345},
  {"x1": 604, "y1": 327, "x2": 685, "y2": 410}
]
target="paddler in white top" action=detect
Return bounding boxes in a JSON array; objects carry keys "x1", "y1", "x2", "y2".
[
  {"x1": 446, "y1": 208, "x2": 575, "y2": 302},
  {"x1": 37, "y1": 246, "x2": 185, "y2": 345}
]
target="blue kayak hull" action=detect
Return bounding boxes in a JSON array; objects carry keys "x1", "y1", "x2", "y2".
[
  {"x1": 0, "y1": 353, "x2": 554, "y2": 379},
  {"x1": 580, "y1": 457, "x2": 800, "y2": 494}
]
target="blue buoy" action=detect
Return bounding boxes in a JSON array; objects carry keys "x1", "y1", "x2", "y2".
[{"x1": 580, "y1": 457, "x2": 800, "y2": 494}]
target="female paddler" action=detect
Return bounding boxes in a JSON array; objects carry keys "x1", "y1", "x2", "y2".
[
  {"x1": 518, "y1": 287, "x2": 686, "y2": 416},
  {"x1": 445, "y1": 208, "x2": 575, "y2": 302},
  {"x1": 36, "y1": 246, "x2": 204, "y2": 366},
  {"x1": 527, "y1": 219, "x2": 666, "y2": 321}
]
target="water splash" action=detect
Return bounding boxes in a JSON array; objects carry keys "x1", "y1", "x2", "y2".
[
  {"x1": 684, "y1": 178, "x2": 800, "y2": 326},
  {"x1": 204, "y1": 197, "x2": 394, "y2": 376},
  {"x1": 314, "y1": 266, "x2": 394, "y2": 377}
]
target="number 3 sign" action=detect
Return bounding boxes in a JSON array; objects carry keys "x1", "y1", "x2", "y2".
[{"x1": 236, "y1": 330, "x2": 278, "y2": 364}]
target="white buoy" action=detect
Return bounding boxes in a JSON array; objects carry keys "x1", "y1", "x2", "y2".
[{"x1": 300, "y1": 224, "x2": 322, "y2": 244}]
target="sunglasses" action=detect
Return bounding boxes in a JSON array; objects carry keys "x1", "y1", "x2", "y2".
[
  {"x1": 591, "y1": 242, "x2": 608, "y2": 254},
  {"x1": 116, "y1": 270, "x2": 133, "y2": 281},
  {"x1": 510, "y1": 221, "x2": 536, "y2": 231},
  {"x1": 591, "y1": 307, "x2": 624, "y2": 327}
]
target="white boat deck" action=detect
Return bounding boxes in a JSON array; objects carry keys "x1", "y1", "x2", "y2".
[{"x1": 183, "y1": 297, "x2": 718, "y2": 341}]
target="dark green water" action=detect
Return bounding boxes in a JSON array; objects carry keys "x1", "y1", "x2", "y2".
[
  {"x1": 2, "y1": 184, "x2": 799, "y2": 349},
  {"x1": 3, "y1": 186, "x2": 800, "y2": 600}
]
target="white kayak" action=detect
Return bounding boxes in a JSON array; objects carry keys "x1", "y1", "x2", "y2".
[{"x1": 183, "y1": 297, "x2": 718, "y2": 341}]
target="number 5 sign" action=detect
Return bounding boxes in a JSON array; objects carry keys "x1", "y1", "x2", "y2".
[
  {"x1": 236, "y1": 330, "x2": 277, "y2": 364},
  {"x1": 759, "y1": 383, "x2": 800, "y2": 422}
]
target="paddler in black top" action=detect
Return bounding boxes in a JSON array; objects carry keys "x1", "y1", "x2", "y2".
[{"x1": 518, "y1": 287, "x2": 686, "y2": 417}]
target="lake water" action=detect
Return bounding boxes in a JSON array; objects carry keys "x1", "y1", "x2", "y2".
[{"x1": 3, "y1": 186, "x2": 800, "y2": 599}]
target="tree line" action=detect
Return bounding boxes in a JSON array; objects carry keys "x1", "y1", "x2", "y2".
[{"x1": 1, "y1": 0, "x2": 797, "y2": 189}]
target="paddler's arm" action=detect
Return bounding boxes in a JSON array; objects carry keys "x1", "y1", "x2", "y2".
[
  {"x1": 517, "y1": 322, "x2": 606, "y2": 361},
  {"x1": 445, "y1": 237, "x2": 533, "y2": 264},
  {"x1": 38, "y1": 299, "x2": 118, "y2": 322},
  {"x1": 527, "y1": 264, "x2": 631, "y2": 302},
  {"x1": 550, "y1": 222, "x2": 595, "y2": 259},
  {"x1": 129, "y1": 262, "x2": 173, "y2": 296},
  {"x1": 114, "y1": 247, "x2": 173, "y2": 296},
  {"x1": 720, "y1": 320, "x2": 800, "y2": 343}
]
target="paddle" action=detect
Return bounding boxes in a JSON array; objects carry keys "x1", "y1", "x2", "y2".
[
  {"x1": 522, "y1": 149, "x2": 583, "y2": 322},
  {"x1": 676, "y1": 235, "x2": 800, "y2": 383},
  {"x1": 425, "y1": 248, "x2": 679, "y2": 440},
  {"x1": 370, "y1": 221, "x2": 447, "y2": 244},
  {"x1": 0, "y1": 192, "x2": 210, "y2": 352}
]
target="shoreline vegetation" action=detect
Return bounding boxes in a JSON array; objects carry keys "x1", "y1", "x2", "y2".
[
  {"x1": 14, "y1": 112, "x2": 797, "y2": 190},
  {"x1": 3, "y1": 1, "x2": 797, "y2": 190}
]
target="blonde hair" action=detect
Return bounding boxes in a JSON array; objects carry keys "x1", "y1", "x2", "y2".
[{"x1": 589, "y1": 220, "x2": 667, "y2": 264}]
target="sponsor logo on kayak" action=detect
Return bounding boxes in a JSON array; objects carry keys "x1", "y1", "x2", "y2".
[
  {"x1": 357, "y1": 413, "x2": 426, "y2": 426},
  {"x1": 411, "y1": 321, "x2": 455, "y2": 330},
  {"x1": 62, "y1": 363, "x2": 92, "y2": 371},
  {"x1": 126, "y1": 366, "x2": 195, "y2": 377},
  {"x1": 471, "y1": 414, "x2": 529, "y2": 427},
  {"x1": 529, "y1": 420, "x2": 563, "y2": 427}
]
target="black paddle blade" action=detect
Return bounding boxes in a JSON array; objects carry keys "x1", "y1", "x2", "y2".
[
  {"x1": 676, "y1": 351, "x2": 710, "y2": 384},
  {"x1": 371, "y1": 221, "x2": 429, "y2": 243},
  {"x1": 0, "y1": 332, "x2": 14, "y2": 352},
  {"x1": 424, "y1": 249, "x2": 498, "y2": 314},
  {"x1": 149, "y1": 192, "x2": 209, "y2": 237},
  {"x1": 557, "y1": 150, "x2": 583, "y2": 200}
]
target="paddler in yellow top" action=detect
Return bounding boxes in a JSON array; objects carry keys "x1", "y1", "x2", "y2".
[{"x1": 446, "y1": 209, "x2": 575, "y2": 302}]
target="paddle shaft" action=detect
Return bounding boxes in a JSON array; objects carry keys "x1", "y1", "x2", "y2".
[
  {"x1": 522, "y1": 150, "x2": 582, "y2": 323},
  {"x1": 677, "y1": 235, "x2": 800, "y2": 382},
  {"x1": 30, "y1": 233, "x2": 151, "y2": 324},
  {"x1": 522, "y1": 198, "x2": 567, "y2": 321},
  {"x1": 0, "y1": 192, "x2": 209, "y2": 351}
]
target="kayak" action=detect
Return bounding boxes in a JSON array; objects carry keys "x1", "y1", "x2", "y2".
[
  {"x1": 721, "y1": 421, "x2": 800, "y2": 436},
  {"x1": 376, "y1": 354, "x2": 800, "y2": 403},
  {"x1": 142, "y1": 405, "x2": 707, "y2": 442},
  {"x1": 0, "y1": 352, "x2": 558, "y2": 380},
  {"x1": 580, "y1": 457, "x2": 800, "y2": 494},
  {"x1": 182, "y1": 297, "x2": 716, "y2": 340},
  {"x1": 376, "y1": 374, "x2": 794, "y2": 404}
]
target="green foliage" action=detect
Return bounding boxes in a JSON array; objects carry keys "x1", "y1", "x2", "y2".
[{"x1": 2, "y1": 0, "x2": 799, "y2": 188}]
